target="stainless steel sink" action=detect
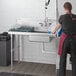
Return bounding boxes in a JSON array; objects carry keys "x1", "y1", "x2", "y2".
[{"x1": 33, "y1": 31, "x2": 48, "y2": 33}]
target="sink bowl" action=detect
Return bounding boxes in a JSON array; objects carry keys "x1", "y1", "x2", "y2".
[
  {"x1": 29, "y1": 26, "x2": 56, "y2": 42},
  {"x1": 34, "y1": 26, "x2": 49, "y2": 33},
  {"x1": 29, "y1": 35, "x2": 50, "y2": 42}
]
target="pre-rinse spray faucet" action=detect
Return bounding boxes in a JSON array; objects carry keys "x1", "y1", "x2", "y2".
[
  {"x1": 44, "y1": 0, "x2": 50, "y2": 27},
  {"x1": 45, "y1": 0, "x2": 50, "y2": 6},
  {"x1": 39, "y1": 0, "x2": 51, "y2": 27}
]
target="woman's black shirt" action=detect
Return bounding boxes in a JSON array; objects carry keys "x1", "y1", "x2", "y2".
[{"x1": 59, "y1": 14, "x2": 76, "y2": 35}]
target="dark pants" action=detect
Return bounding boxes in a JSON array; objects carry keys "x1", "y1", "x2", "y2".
[{"x1": 58, "y1": 36, "x2": 76, "y2": 76}]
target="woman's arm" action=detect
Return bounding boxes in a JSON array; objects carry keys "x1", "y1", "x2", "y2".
[{"x1": 52, "y1": 23, "x2": 61, "y2": 34}]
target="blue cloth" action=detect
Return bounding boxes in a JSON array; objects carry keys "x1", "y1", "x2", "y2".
[{"x1": 58, "y1": 28, "x2": 62, "y2": 37}]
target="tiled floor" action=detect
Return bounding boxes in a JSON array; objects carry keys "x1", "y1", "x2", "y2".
[
  {"x1": 0, "y1": 62, "x2": 72, "y2": 76},
  {"x1": 0, "y1": 62, "x2": 56, "y2": 76},
  {"x1": 0, "y1": 72, "x2": 37, "y2": 76}
]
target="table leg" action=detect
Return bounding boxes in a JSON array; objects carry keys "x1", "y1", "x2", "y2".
[
  {"x1": 18, "y1": 35, "x2": 23, "y2": 62},
  {"x1": 11, "y1": 34, "x2": 13, "y2": 71},
  {"x1": 18, "y1": 35, "x2": 20, "y2": 63},
  {"x1": 20, "y1": 35, "x2": 23, "y2": 61}
]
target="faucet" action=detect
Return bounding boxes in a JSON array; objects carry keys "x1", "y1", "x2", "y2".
[
  {"x1": 39, "y1": 23, "x2": 44, "y2": 27},
  {"x1": 44, "y1": 0, "x2": 51, "y2": 27},
  {"x1": 39, "y1": 0, "x2": 51, "y2": 27},
  {"x1": 39, "y1": 18, "x2": 51, "y2": 27},
  {"x1": 45, "y1": 0, "x2": 50, "y2": 6}
]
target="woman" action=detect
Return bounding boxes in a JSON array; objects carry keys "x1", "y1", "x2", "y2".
[{"x1": 53, "y1": 2, "x2": 76, "y2": 76}]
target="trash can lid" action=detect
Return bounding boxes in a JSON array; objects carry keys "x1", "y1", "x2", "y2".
[{"x1": 0, "y1": 32, "x2": 10, "y2": 41}]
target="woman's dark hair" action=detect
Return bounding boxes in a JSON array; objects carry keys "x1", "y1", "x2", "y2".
[{"x1": 64, "y1": 2, "x2": 72, "y2": 11}]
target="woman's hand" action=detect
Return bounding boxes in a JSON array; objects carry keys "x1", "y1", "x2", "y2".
[
  {"x1": 52, "y1": 31, "x2": 56, "y2": 34},
  {"x1": 52, "y1": 23, "x2": 61, "y2": 34}
]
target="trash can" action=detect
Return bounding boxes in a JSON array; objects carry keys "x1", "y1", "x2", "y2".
[{"x1": 0, "y1": 32, "x2": 11, "y2": 66}]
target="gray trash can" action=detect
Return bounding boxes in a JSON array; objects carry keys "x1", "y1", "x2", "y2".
[{"x1": 0, "y1": 32, "x2": 11, "y2": 66}]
